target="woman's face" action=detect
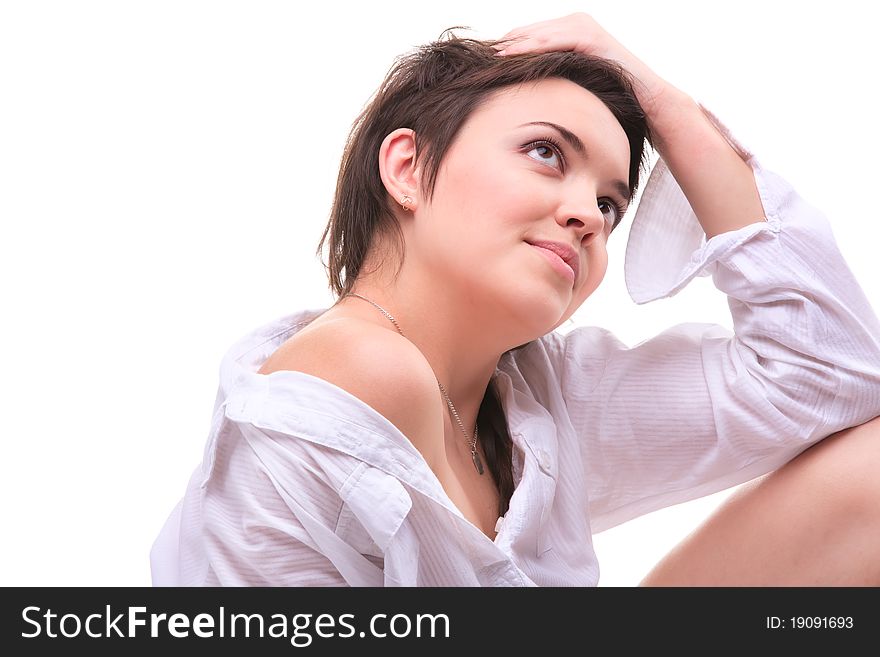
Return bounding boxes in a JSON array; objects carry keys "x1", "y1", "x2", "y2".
[{"x1": 413, "y1": 77, "x2": 632, "y2": 339}]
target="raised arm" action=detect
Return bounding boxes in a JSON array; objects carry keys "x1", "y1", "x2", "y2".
[
  {"x1": 494, "y1": 12, "x2": 767, "y2": 239},
  {"x1": 497, "y1": 14, "x2": 880, "y2": 532}
]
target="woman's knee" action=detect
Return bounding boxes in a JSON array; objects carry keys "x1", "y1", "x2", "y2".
[
  {"x1": 639, "y1": 414, "x2": 880, "y2": 586},
  {"x1": 801, "y1": 414, "x2": 880, "y2": 511}
]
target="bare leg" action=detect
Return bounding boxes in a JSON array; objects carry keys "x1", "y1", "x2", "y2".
[{"x1": 639, "y1": 415, "x2": 880, "y2": 586}]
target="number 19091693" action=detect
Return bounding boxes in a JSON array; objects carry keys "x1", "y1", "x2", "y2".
[{"x1": 766, "y1": 616, "x2": 854, "y2": 630}]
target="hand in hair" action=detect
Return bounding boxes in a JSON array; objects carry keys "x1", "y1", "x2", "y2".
[{"x1": 493, "y1": 12, "x2": 675, "y2": 121}]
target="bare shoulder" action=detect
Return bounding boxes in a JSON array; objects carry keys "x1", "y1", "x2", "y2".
[{"x1": 258, "y1": 318, "x2": 444, "y2": 462}]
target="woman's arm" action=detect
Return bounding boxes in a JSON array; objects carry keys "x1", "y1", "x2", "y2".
[
  {"x1": 497, "y1": 15, "x2": 880, "y2": 533},
  {"x1": 495, "y1": 12, "x2": 767, "y2": 240}
]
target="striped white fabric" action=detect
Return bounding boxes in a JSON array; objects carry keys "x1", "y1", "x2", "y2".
[{"x1": 150, "y1": 108, "x2": 880, "y2": 586}]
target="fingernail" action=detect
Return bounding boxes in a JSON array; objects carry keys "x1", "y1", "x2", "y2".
[{"x1": 495, "y1": 49, "x2": 506, "y2": 56}]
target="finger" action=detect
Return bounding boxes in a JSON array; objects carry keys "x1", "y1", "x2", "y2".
[
  {"x1": 494, "y1": 31, "x2": 528, "y2": 47},
  {"x1": 495, "y1": 37, "x2": 557, "y2": 57},
  {"x1": 492, "y1": 35, "x2": 532, "y2": 55},
  {"x1": 494, "y1": 40, "x2": 528, "y2": 56}
]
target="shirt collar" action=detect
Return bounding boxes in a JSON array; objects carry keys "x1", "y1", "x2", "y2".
[{"x1": 217, "y1": 308, "x2": 559, "y2": 498}]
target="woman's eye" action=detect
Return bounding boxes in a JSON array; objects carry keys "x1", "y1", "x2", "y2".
[
  {"x1": 525, "y1": 141, "x2": 563, "y2": 170},
  {"x1": 598, "y1": 199, "x2": 621, "y2": 229}
]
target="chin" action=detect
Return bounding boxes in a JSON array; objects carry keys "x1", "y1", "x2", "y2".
[
  {"x1": 512, "y1": 291, "x2": 570, "y2": 335},
  {"x1": 550, "y1": 312, "x2": 575, "y2": 332}
]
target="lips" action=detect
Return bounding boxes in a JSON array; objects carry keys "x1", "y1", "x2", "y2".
[{"x1": 525, "y1": 239, "x2": 580, "y2": 283}]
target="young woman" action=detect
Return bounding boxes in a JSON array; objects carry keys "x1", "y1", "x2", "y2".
[{"x1": 151, "y1": 13, "x2": 880, "y2": 586}]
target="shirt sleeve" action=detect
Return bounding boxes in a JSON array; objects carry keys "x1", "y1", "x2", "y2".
[{"x1": 559, "y1": 106, "x2": 880, "y2": 534}]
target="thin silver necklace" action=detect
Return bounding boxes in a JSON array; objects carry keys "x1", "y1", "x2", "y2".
[{"x1": 343, "y1": 292, "x2": 485, "y2": 475}]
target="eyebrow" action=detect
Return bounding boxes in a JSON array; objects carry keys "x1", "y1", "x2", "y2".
[{"x1": 518, "y1": 120, "x2": 631, "y2": 204}]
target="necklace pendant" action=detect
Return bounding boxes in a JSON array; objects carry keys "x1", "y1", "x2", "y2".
[{"x1": 472, "y1": 450, "x2": 484, "y2": 475}]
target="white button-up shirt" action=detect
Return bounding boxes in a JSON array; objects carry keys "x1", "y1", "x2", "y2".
[{"x1": 151, "y1": 106, "x2": 880, "y2": 586}]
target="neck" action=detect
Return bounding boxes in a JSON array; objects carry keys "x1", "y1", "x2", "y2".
[
  {"x1": 337, "y1": 288, "x2": 498, "y2": 437},
  {"x1": 332, "y1": 235, "x2": 554, "y2": 437}
]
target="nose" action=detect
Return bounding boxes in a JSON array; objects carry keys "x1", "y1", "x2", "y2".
[{"x1": 555, "y1": 187, "x2": 606, "y2": 246}]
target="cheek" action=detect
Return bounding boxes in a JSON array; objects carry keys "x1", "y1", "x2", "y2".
[
  {"x1": 419, "y1": 159, "x2": 522, "y2": 277},
  {"x1": 442, "y1": 163, "x2": 516, "y2": 221},
  {"x1": 567, "y1": 248, "x2": 608, "y2": 313},
  {"x1": 435, "y1": 145, "x2": 542, "y2": 225}
]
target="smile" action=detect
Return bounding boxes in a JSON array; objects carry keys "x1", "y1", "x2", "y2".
[{"x1": 528, "y1": 243, "x2": 576, "y2": 285}]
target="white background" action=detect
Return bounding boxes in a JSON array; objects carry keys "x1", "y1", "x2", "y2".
[{"x1": 2, "y1": 0, "x2": 877, "y2": 586}]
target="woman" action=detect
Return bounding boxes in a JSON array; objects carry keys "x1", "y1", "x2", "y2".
[{"x1": 151, "y1": 13, "x2": 880, "y2": 586}]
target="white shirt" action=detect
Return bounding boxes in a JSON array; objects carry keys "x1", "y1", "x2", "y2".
[{"x1": 150, "y1": 106, "x2": 880, "y2": 586}]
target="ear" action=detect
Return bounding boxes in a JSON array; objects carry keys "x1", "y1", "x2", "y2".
[{"x1": 378, "y1": 128, "x2": 421, "y2": 212}]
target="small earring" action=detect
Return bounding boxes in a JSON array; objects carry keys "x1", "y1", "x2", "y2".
[{"x1": 400, "y1": 195, "x2": 414, "y2": 212}]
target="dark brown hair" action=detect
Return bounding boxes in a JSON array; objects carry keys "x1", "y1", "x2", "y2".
[{"x1": 316, "y1": 29, "x2": 654, "y2": 517}]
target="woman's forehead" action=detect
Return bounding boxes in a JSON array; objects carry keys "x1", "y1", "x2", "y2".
[
  {"x1": 476, "y1": 78, "x2": 620, "y2": 128},
  {"x1": 463, "y1": 79, "x2": 631, "y2": 164}
]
